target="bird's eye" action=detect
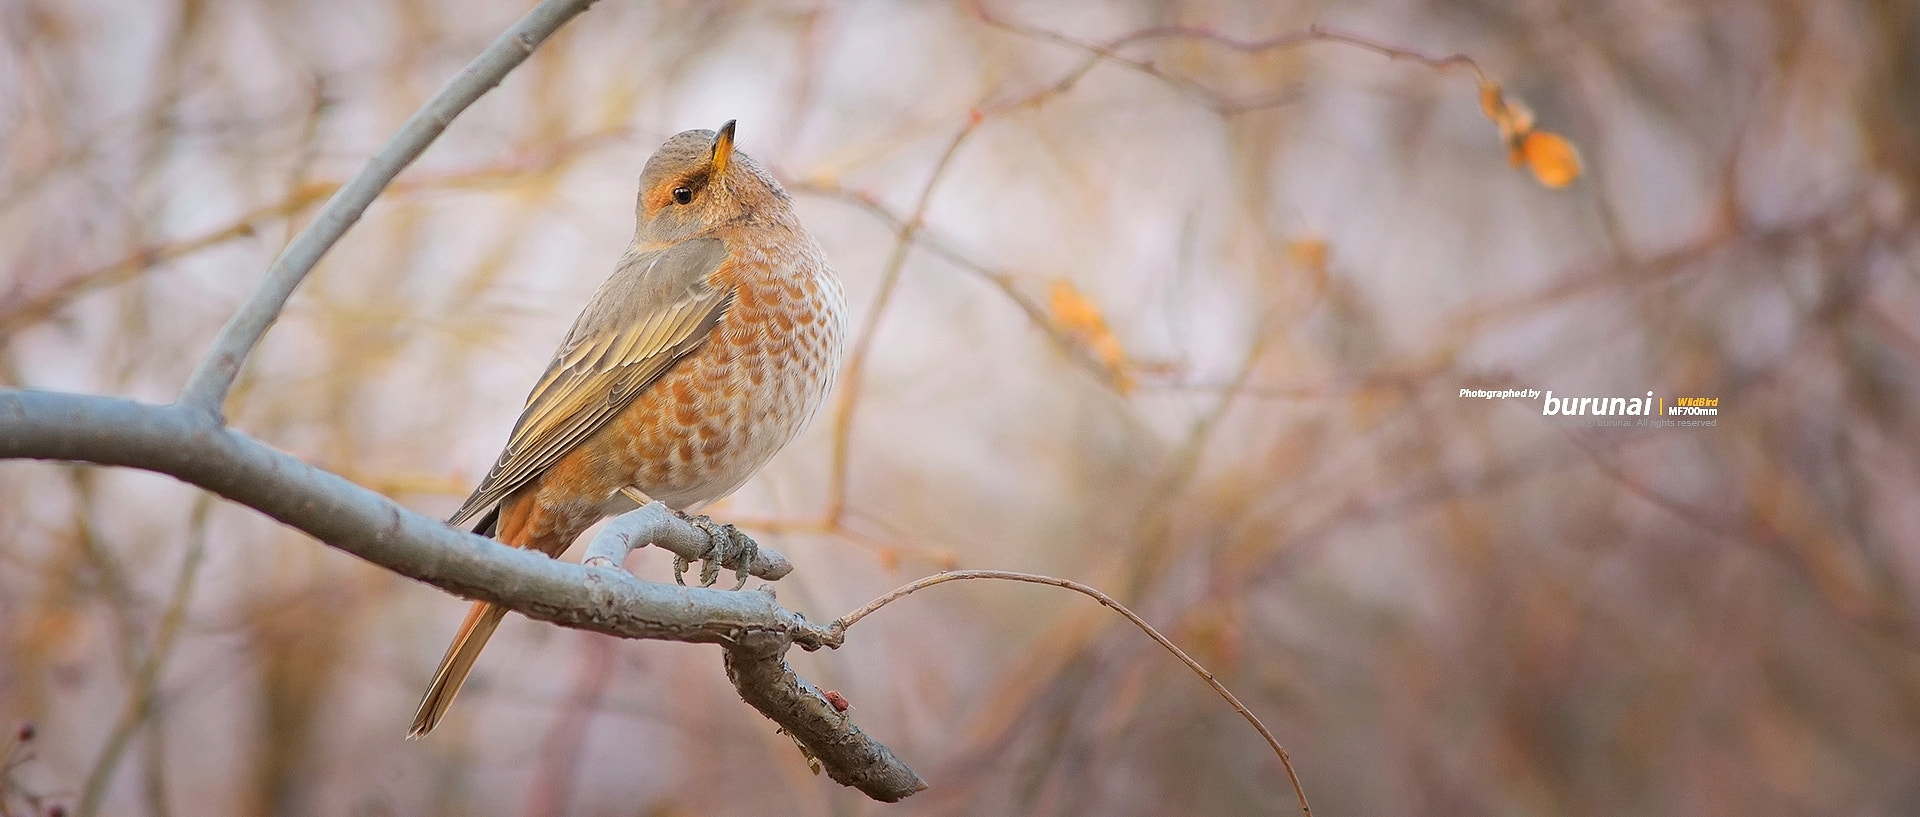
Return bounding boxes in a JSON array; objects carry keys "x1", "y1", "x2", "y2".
[{"x1": 672, "y1": 186, "x2": 693, "y2": 205}]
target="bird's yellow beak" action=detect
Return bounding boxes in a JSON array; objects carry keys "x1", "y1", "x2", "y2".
[{"x1": 710, "y1": 120, "x2": 736, "y2": 178}]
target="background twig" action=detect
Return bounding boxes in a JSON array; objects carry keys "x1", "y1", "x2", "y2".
[
  {"x1": 837, "y1": 570, "x2": 1309, "y2": 816},
  {"x1": 176, "y1": 0, "x2": 601, "y2": 415}
]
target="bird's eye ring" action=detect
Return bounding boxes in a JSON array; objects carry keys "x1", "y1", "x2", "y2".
[{"x1": 672, "y1": 186, "x2": 693, "y2": 205}]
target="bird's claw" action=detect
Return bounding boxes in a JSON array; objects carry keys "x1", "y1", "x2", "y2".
[{"x1": 677, "y1": 513, "x2": 758, "y2": 590}]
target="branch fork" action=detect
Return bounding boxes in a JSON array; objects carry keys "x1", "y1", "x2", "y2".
[{"x1": 575, "y1": 500, "x2": 921, "y2": 799}]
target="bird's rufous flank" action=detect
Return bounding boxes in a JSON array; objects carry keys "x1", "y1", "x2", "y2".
[{"x1": 409, "y1": 121, "x2": 846, "y2": 737}]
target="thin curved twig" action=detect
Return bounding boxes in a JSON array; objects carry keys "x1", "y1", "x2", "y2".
[
  {"x1": 970, "y1": 3, "x2": 1492, "y2": 112},
  {"x1": 786, "y1": 179, "x2": 1131, "y2": 394},
  {"x1": 834, "y1": 570, "x2": 1311, "y2": 816}
]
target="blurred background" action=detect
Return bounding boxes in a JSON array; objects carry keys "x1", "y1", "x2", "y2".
[{"x1": 5, "y1": 0, "x2": 1920, "y2": 814}]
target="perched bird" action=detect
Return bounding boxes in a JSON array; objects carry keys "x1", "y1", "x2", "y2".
[{"x1": 409, "y1": 121, "x2": 845, "y2": 737}]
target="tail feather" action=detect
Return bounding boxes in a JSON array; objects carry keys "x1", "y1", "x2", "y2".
[{"x1": 408, "y1": 600, "x2": 509, "y2": 738}]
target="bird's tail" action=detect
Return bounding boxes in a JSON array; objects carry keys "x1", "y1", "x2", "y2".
[
  {"x1": 408, "y1": 600, "x2": 508, "y2": 738},
  {"x1": 409, "y1": 504, "x2": 507, "y2": 738}
]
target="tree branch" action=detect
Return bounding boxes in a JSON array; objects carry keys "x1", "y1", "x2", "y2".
[
  {"x1": 725, "y1": 630, "x2": 926, "y2": 801},
  {"x1": 0, "y1": 389, "x2": 925, "y2": 801},
  {"x1": 176, "y1": 0, "x2": 600, "y2": 416}
]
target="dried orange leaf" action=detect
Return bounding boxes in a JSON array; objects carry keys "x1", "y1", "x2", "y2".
[
  {"x1": 1478, "y1": 77, "x2": 1578, "y2": 188},
  {"x1": 1286, "y1": 237, "x2": 1329, "y2": 274},
  {"x1": 1521, "y1": 130, "x2": 1582, "y2": 188},
  {"x1": 1047, "y1": 279, "x2": 1104, "y2": 333},
  {"x1": 1047, "y1": 279, "x2": 1134, "y2": 393}
]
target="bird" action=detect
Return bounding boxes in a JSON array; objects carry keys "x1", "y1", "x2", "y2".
[{"x1": 408, "y1": 121, "x2": 845, "y2": 738}]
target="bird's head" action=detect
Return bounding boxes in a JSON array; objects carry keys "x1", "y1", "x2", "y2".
[{"x1": 633, "y1": 120, "x2": 785, "y2": 246}]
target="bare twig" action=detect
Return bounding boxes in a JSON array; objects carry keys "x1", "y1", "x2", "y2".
[
  {"x1": 834, "y1": 570, "x2": 1311, "y2": 816},
  {"x1": 824, "y1": 124, "x2": 976, "y2": 525},
  {"x1": 1125, "y1": 324, "x2": 1278, "y2": 599},
  {"x1": 970, "y1": 3, "x2": 1491, "y2": 112},
  {"x1": 176, "y1": 0, "x2": 600, "y2": 416},
  {"x1": 0, "y1": 129, "x2": 630, "y2": 342},
  {"x1": 1, "y1": 724, "x2": 52, "y2": 817},
  {"x1": 1443, "y1": 196, "x2": 1861, "y2": 342},
  {"x1": 821, "y1": 41, "x2": 1144, "y2": 524},
  {"x1": 76, "y1": 495, "x2": 212, "y2": 817},
  {"x1": 0, "y1": 185, "x2": 330, "y2": 338},
  {"x1": 788, "y1": 179, "x2": 1130, "y2": 391}
]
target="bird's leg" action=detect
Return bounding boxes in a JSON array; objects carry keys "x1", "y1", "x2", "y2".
[{"x1": 719, "y1": 521, "x2": 760, "y2": 590}]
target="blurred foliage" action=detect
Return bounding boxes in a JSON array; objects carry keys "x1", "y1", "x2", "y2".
[{"x1": 4, "y1": 0, "x2": 1919, "y2": 815}]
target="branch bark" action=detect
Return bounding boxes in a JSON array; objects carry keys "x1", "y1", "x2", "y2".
[{"x1": 0, "y1": 389, "x2": 926, "y2": 801}]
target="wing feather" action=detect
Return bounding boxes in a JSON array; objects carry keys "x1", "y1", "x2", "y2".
[{"x1": 448, "y1": 238, "x2": 732, "y2": 526}]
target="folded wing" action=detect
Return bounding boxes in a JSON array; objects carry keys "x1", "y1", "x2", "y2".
[{"x1": 448, "y1": 238, "x2": 732, "y2": 526}]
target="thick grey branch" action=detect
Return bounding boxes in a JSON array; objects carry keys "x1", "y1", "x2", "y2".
[
  {"x1": 177, "y1": 0, "x2": 599, "y2": 415},
  {"x1": 726, "y1": 632, "x2": 929, "y2": 800},
  {"x1": 0, "y1": 389, "x2": 924, "y2": 801}
]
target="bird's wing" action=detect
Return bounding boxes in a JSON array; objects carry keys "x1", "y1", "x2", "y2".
[{"x1": 448, "y1": 238, "x2": 733, "y2": 527}]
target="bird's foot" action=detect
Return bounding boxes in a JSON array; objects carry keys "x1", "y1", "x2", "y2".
[
  {"x1": 674, "y1": 513, "x2": 760, "y2": 590},
  {"x1": 586, "y1": 501, "x2": 788, "y2": 584}
]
